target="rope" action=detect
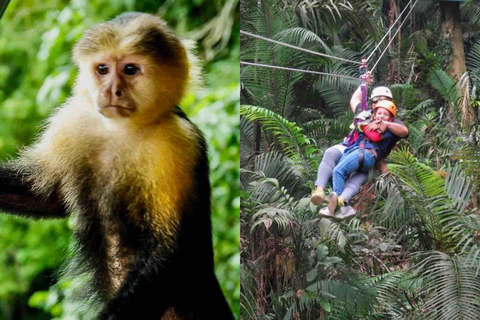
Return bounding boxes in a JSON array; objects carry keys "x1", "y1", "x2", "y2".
[
  {"x1": 369, "y1": 0, "x2": 419, "y2": 73},
  {"x1": 240, "y1": 30, "x2": 362, "y2": 65},
  {"x1": 365, "y1": 0, "x2": 414, "y2": 62},
  {"x1": 240, "y1": 61, "x2": 358, "y2": 80}
]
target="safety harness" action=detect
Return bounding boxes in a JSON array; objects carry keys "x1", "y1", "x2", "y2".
[
  {"x1": 343, "y1": 58, "x2": 380, "y2": 171},
  {"x1": 355, "y1": 58, "x2": 369, "y2": 169}
]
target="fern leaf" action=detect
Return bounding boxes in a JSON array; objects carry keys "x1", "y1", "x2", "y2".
[
  {"x1": 241, "y1": 105, "x2": 319, "y2": 179},
  {"x1": 428, "y1": 69, "x2": 459, "y2": 105}
]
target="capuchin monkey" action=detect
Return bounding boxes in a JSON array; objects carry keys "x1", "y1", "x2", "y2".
[{"x1": 0, "y1": 12, "x2": 234, "y2": 320}]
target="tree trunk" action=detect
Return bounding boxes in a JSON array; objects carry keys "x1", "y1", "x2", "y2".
[
  {"x1": 389, "y1": 0, "x2": 395, "y2": 52},
  {"x1": 440, "y1": 1, "x2": 475, "y2": 127},
  {"x1": 440, "y1": 1, "x2": 466, "y2": 80}
]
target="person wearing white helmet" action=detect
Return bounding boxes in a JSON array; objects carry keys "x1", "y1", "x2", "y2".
[
  {"x1": 370, "y1": 86, "x2": 393, "y2": 101},
  {"x1": 311, "y1": 83, "x2": 409, "y2": 216}
]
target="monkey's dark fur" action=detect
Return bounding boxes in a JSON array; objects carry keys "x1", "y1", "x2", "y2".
[{"x1": 0, "y1": 13, "x2": 233, "y2": 320}]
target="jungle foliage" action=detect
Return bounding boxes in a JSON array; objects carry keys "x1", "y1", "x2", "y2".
[
  {"x1": 241, "y1": 0, "x2": 480, "y2": 319},
  {"x1": 0, "y1": 0, "x2": 240, "y2": 319}
]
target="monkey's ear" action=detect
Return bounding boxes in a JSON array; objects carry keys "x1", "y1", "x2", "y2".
[{"x1": 181, "y1": 39, "x2": 203, "y2": 94}]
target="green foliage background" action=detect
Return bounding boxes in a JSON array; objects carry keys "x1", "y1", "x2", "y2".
[
  {"x1": 240, "y1": 0, "x2": 480, "y2": 319},
  {"x1": 0, "y1": 0, "x2": 240, "y2": 319}
]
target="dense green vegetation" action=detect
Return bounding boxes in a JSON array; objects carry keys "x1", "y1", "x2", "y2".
[
  {"x1": 241, "y1": 0, "x2": 480, "y2": 319},
  {"x1": 0, "y1": 0, "x2": 239, "y2": 319}
]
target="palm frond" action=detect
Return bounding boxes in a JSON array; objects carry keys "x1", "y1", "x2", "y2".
[
  {"x1": 373, "y1": 270, "x2": 423, "y2": 318},
  {"x1": 275, "y1": 27, "x2": 331, "y2": 53},
  {"x1": 247, "y1": 176, "x2": 308, "y2": 234},
  {"x1": 464, "y1": 2, "x2": 480, "y2": 33},
  {"x1": 371, "y1": 174, "x2": 413, "y2": 232},
  {"x1": 413, "y1": 251, "x2": 480, "y2": 320},
  {"x1": 382, "y1": 148, "x2": 473, "y2": 251},
  {"x1": 313, "y1": 82, "x2": 352, "y2": 116},
  {"x1": 445, "y1": 164, "x2": 473, "y2": 213},
  {"x1": 301, "y1": 117, "x2": 351, "y2": 143},
  {"x1": 241, "y1": 261, "x2": 276, "y2": 320},
  {"x1": 429, "y1": 69, "x2": 459, "y2": 105},
  {"x1": 465, "y1": 244, "x2": 480, "y2": 276},
  {"x1": 390, "y1": 83, "x2": 424, "y2": 113},
  {"x1": 452, "y1": 147, "x2": 480, "y2": 193},
  {"x1": 411, "y1": 99, "x2": 436, "y2": 114},
  {"x1": 251, "y1": 205, "x2": 296, "y2": 234},
  {"x1": 241, "y1": 105, "x2": 319, "y2": 179},
  {"x1": 467, "y1": 41, "x2": 480, "y2": 78},
  {"x1": 242, "y1": 151, "x2": 309, "y2": 201},
  {"x1": 241, "y1": 0, "x2": 304, "y2": 115},
  {"x1": 240, "y1": 116, "x2": 255, "y2": 166},
  {"x1": 305, "y1": 276, "x2": 376, "y2": 317},
  {"x1": 317, "y1": 48, "x2": 361, "y2": 86},
  {"x1": 319, "y1": 218, "x2": 347, "y2": 252}
]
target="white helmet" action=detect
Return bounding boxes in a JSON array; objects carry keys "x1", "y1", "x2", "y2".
[{"x1": 371, "y1": 86, "x2": 393, "y2": 100}]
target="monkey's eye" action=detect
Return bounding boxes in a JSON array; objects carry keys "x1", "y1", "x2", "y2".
[
  {"x1": 97, "y1": 65, "x2": 109, "y2": 75},
  {"x1": 123, "y1": 64, "x2": 139, "y2": 76}
]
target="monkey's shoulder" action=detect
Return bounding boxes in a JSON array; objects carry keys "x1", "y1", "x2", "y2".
[
  {"x1": 172, "y1": 106, "x2": 189, "y2": 121},
  {"x1": 171, "y1": 106, "x2": 206, "y2": 144},
  {"x1": 164, "y1": 106, "x2": 207, "y2": 159}
]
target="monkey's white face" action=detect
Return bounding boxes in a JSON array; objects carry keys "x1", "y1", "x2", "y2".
[
  {"x1": 84, "y1": 53, "x2": 149, "y2": 120},
  {"x1": 77, "y1": 52, "x2": 186, "y2": 126}
]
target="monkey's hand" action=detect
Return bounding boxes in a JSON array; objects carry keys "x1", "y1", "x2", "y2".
[{"x1": 0, "y1": 165, "x2": 67, "y2": 218}]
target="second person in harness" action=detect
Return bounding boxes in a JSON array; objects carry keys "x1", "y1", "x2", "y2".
[{"x1": 324, "y1": 99, "x2": 398, "y2": 215}]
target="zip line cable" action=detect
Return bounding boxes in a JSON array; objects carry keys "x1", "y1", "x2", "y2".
[
  {"x1": 240, "y1": 61, "x2": 358, "y2": 80},
  {"x1": 365, "y1": 0, "x2": 414, "y2": 62},
  {"x1": 242, "y1": 0, "x2": 417, "y2": 79},
  {"x1": 240, "y1": 30, "x2": 362, "y2": 65},
  {"x1": 369, "y1": 0, "x2": 419, "y2": 73}
]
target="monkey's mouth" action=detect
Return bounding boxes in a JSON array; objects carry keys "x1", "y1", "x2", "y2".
[{"x1": 99, "y1": 105, "x2": 136, "y2": 118}]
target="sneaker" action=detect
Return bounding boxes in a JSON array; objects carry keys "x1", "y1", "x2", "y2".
[
  {"x1": 334, "y1": 205, "x2": 356, "y2": 220},
  {"x1": 310, "y1": 188, "x2": 325, "y2": 206},
  {"x1": 319, "y1": 207, "x2": 344, "y2": 221},
  {"x1": 327, "y1": 192, "x2": 345, "y2": 214},
  {"x1": 318, "y1": 207, "x2": 334, "y2": 218}
]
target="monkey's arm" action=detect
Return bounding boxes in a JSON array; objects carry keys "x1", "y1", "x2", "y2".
[{"x1": 0, "y1": 166, "x2": 67, "y2": 218}]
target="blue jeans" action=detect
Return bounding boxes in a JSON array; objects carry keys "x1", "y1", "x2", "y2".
[{"x1": 332, "y1": 148, "x2": 375, "y2": 196}]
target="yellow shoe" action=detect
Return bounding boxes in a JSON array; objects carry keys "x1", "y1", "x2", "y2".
[
  {"x1": 311, "y1": 188, "x2": 324, "y2": 206},
  {"x1": 327, "y1": 193, "x2": 345, "y2": 214},
  {"x1": 338, "y1": 196, "x2": 345, "y2": 207}
]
